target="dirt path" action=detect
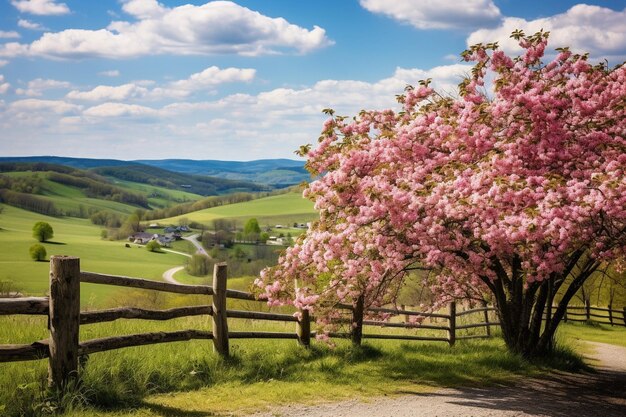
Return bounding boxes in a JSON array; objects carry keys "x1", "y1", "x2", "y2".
[
  {"x1": 246, "y1": 342, "x2": 626, "y2": 417},
  {"x1": 161, "y1": 235, "x2": 203, "y2": 284},
  {"x1": 162, "y1": 266, "x2": 185, "y2": 285}
]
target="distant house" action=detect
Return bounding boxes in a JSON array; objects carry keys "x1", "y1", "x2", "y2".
[
  {"x1": 267, "y1": 236, "x2": 286, "y2": 246},
  {"x1": 129, "y1": 232, "x2": 156, "y2": 244},
  {"x1": 156, "y1": 235, "x2": 175, "y2": 247}
]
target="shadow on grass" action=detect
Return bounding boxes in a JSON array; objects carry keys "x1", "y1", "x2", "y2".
[
  {"x1": 44, "y1": 241, "x2": 66, "y2": 245},
  {"x1": 140, "y1": 402, "x2": 217, "y2": 417}
]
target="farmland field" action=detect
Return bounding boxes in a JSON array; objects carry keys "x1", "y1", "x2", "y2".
[
  {"x1": 161, "y1": 192, "x2": 317, "y2": 227},
  {"x1": 0, "y1": 204, "x2": 188, "y2": 303}
]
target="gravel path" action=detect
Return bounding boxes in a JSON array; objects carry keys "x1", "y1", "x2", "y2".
[
  {"x1": 162, "y1": 266, "x2": 185, "y2": 284},
  {"x1": 246, "y1": 342, "x2": 626, "y2": 417}
]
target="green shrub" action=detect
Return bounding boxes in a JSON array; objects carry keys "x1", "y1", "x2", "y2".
[
  {"x1": 146, "y1": 240, "x2": 161, "y2": 252},
  {"x1": 29, "y1": 244, "x2": 46, "y2": 261},
  {"x1": 32, "y1": 221, "x2": 53, "y2": 242}
]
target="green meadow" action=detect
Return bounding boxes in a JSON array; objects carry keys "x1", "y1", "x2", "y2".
[
  {"x1": 105, "y1": 178, "x2": 203, "y2": 209},
  {"x1": 162, "y1": 192, "x2": 317, "y2": 227},
  {"x1": 0, "y1": 204, "x2": 188, "y2": 303}
]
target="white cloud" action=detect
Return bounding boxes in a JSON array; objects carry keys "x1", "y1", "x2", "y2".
[
  {"x1": 15, "y1": 78, "x2": 71, "y2": 97},
  {"x1": 98, "y1": 70, "x2": 120, "y2": 77},
  {"x1": 0, "y1": 75, "x2": 10, "y2": 94},
  {"x1": 467, "y1": 5, "x2": 626, "y2": 61},
  {"x1": 18, "y1": 19, "x2": 47, "y2": 31},
  {"x1": 9, "y1": 98, "x2": 80, "y2": 114},
  {"x1": 0, "y1": 60, "x2": 8, "y2": 68},
  {"x1": 162, "y1": 64, "x2": 471, "y2": 120},
  {"x1": 1, "y1": 1, "x2": 332, "y2": 59},
  {"x1": 66, "y1": 83, "x2": 150, "y2": 101},
  {"x1": 11, "y1": 0, "x2": 70, "y2": 16},
  {"x1": 122, "y1": 0, "x2": 166, "y2": 20},
  {"x1": 169, "y1": 66, "x2": 256, "y2": 91},
  {"x1": 0, "y1": 31, "x2": 20, "y2": 39},
  {"x1": 67, "y1": 66, "x2": 256, "y2": 102},
  {"x1": 360, "y1": 0, "x2": 501, "y2": 30},
  {"x1": 83, "y1": 102, "x2": 157, "y2": 118}
]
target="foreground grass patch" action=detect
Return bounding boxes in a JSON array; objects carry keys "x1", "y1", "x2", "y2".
[
  {"x1": 1, "y1": 322, "x2": 585, "y2": 417},
  {"x1": 557, "y1": 321, "x2": 626, "y2": 348}
]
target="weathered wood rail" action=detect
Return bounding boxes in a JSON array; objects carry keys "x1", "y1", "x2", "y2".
[{"x1": 2, "y1": 256, "x2": 622, "y2": 390}]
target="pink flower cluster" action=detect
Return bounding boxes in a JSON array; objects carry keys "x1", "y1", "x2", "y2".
[{"x1": 257, "y1": 32, "x2": 626, "y2": 333}]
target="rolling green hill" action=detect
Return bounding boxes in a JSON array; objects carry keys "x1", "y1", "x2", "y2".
[
  {"x1": 0, "y1": 162, "x2": 205, "y2": 217},
  {"x1": 160, "y1": 192, "x2": 317, "y2": 228},
  {"x1": 0, "y1": 204, "x2": 188, "y2": 301}
]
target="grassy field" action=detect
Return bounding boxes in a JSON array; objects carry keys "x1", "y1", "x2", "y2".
[
  {"x1": 0, "y1": 204, "x2": 188, "y2": 302},
  {"x1": 161, "y1": 192, "x2": 317, "y2": 228},
  {"x1": 106, "y1": 178, "x2": 203, "y2": 209},
  {"x1": 556, "y1": 321, "x2": 626, "y2": 348},
  {"x1": 2, "y1": 313, "x2": 615, "y2": 417}
]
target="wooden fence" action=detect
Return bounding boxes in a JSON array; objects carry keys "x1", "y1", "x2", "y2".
[
  {"x1": 563, "y1": 302, "x2": 626, "y2": 327},
  {"x1": 1, "y1": 256, "x2": 622, "y2": 390}
]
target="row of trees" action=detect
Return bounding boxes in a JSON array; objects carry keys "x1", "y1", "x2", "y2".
[
  {"x1": 0, "y1": 173, "x2": 43, "y2": 194},
  {"x1": 47, "y1": 172, "x2": 149, "y2": 208},
  {"x1": 0, "y1": 189, "x2": 59, "y2": 216}
]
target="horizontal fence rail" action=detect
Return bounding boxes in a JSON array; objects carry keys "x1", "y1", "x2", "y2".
[
  {"x1": 79, "y1": 330, "x2": 214, "y2": 355},
  {"x1": 1, "y1": 256, "x2": 624, "y2": 391},
  {"x1": 80, "y1": 306, "x2": 214, "y2": 325},
  {"x1": 0, "y1": 297, "x2": 49, "y2": 315},
  {"x1": 81, "y1": 271, "x2": 213, "y2": 295}
]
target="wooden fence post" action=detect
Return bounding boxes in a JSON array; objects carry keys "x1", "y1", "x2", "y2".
[
  {"x1": 48, "y1": 256, "x2": 81, "y2": 390},
  {"x1": 585, "y1": 300, "x2": 591, "y2": 322},
  {"x1": 351, "y1": 294, "x2": 365, "y2": 346},
  {"x1": 212, "y1": 263, "x2": 229, "y2": 357},
  {"x1": 296, "y1": 309, "x2": 311, "y2": 348},
  {"x1": 622, "y1": 307, "x2": 626, "y2": 327},
  {"x1": 481, "y1": 300, "x2": 491, "y2": 337},
  {"x1": 608, "y1": 304, "x2": 613, "y2": 326},
  {"x1": 448, "y1": 301, "x2": 456, "y2": 346},
  {"x1": 401, "y1": 304, "x2": 409, "y2": 323}
]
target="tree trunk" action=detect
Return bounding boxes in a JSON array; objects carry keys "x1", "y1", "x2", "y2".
[{"x1": 488, "y1": 253, "x2": 600, "y2": 358}]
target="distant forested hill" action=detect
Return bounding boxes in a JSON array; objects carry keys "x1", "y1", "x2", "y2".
[
  {"x1": 0, "y1": 157, "x2": 309, "y2": 187},
  {"x1": 134, "y1": 159, "x2": 309, "y2": 186},
  {"x1": 92, "y1": 165, "x2": 270, "y2": 196}
]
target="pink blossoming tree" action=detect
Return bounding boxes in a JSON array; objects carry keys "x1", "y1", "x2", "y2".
[{"x1": 257, "y1": 31, "x2": 626, "y2": 357}]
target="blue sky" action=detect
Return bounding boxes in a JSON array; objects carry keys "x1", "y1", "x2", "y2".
[{"x1": 0, "y1": 0, "x2": 624, "y2": 161}]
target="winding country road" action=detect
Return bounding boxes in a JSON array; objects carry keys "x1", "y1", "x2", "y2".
[
  {"x1": 183, "y1": 233, "x2": 209, "y2": 257},
  {"x1": 247, "y1": 341, "x2": 626, "y2": 417},
  {"x1": 161, "y1": 234, "x2": 207, "y2": 285}
]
